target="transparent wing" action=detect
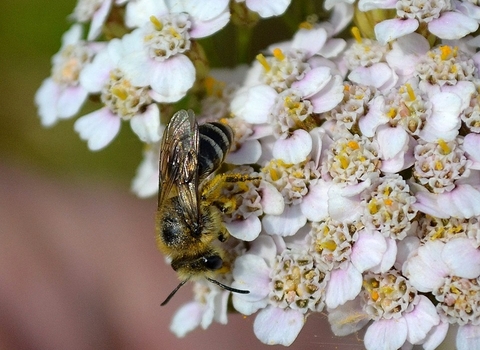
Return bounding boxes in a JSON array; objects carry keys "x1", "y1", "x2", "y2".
[{"x1": 157, "y1": 110, "x2": 200, "y2": 228}]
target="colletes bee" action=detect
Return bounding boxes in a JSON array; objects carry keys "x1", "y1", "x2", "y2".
[{"x1": 156, "y1": 110, "x2": 251, "y2": 305}]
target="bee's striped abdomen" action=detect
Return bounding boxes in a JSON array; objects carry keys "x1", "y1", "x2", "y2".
[{"x1": 198, "y1": 122, "x2": 233, "y2": 180}]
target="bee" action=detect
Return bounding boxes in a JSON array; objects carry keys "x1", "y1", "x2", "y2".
[{"x1": 156, "y1": 110, "x2": 252, "y2": 305}]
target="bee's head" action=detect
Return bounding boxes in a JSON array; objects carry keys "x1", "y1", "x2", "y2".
[{"x1": 161, "y1": 252, "x2": 249, "y2": 306}]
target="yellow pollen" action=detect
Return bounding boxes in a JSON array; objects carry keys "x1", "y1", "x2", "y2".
[
  {"x1": 339, "y1": 155, "x2": 350, "y2": 169},
  {"x1": 112, "y1": 87, "x2": 127, "y2": 100},
  {"x1": 450, "y1": 286, "x2": 461, "y2": 294},
  {"x1": 299, "y1": 21, "x2": 313, "y2": 30},
  {"x1": 439, "y1": 45, "x2": 453, "y2": 60},
  {"x1": 321, "y1": 240, "x2": 337, "y2": 251},
  {"x1": 351, "y1": 26, "x2": 362, "y2": 44},
  {"x1": 405, "y1": 83, "x2": 416, "y2": 101},
  {"x1": 383, "y1": 187, "x2": 392, "y2": 196},
  {"x1": 347, "y1": 140, "x2": 360, "y2": 150},
  {"x1": 368, "y1": 199, "x2": 379, "y2": 214},
  {"x1": 168, "y1": 27, "x2": 181, "y2": 39},
  {"x1": 387, "y1": 108, "x2": 397, "y2": 119},
  {"x1": 371, "y1": 290, "x2": 379, "y2": 301},
  {"x1": 273, "y1": 48, "x2": 285, "y2": 61},
  {"x1": 453, "y1": 46, "x2": 458, "y2": 57},
  {"x1": 149, "y1": 16, "x2": 163, "y2": 31},
  {"x1": 438, "y1": 139, "x2": 451, "y2": 154},
  {"x1": 431, "y1": 227, "x2": 444, "y2": 240},
  {"x1": 435, "y1": 161, "x2": 444, "y2": 171},
  {"x1": 381, "y1": 286, "x2": 394, "y2": 294},
  {"x1": 344, "y1": 84, "x2": 350, "y2": 92},
  {"x1": 269, "y1": 168, "x2": 280, "y2": 181},
  {"x1": 256, "y1": 54, "x2": 270, "y2": 72},
  {"x1": 384, "y1": 198, "x2": 393, "y2": 206}
]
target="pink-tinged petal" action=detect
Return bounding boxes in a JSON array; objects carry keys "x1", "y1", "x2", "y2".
[
  {"x1": 374, "y1": 18, "x2": 419, "y2": 45},
  {"x1": 301, "y1": 180, "x2": 332, "y2": 222},
  {"x1": 348, "y1": 63, "x2": 393, "y2": 89},
  {"x1": 245, "y1": 0, "x2": 291, "y2": 18},
  {"x1": 272, "y1": 129, "x2": 312, "y2": 164},
  {"x1": 428, "y1": 12, "x2": 479, "y2": 40},
  {"x1": 327, "y1": 297, "x2": 370, "y2": 336},
  {"x1": 464, "y1": 133, "x2": 480, "y2": 169},
  {"x1": 259, "y1": 181, "x2": 284, "y2": 215},
  {"x1": 365, "y1": 318, "x2": 408, "y2": 350},
  {"x1": 359, "y1": 95, "x2": 388, "y2": 137},
  {"x1": 291, "y1": 27, "x2": 327, "y2": 57},
  {"x1": 226, "y1": 139, "x2": 261, "y2": 164},
  {"x1": 119, "y1": 52, "x2": 152, "y2": 88},
  {"x1": 62, "y1": 24, "x2": 83, "y2": 46},
  {"x1": 291, "y1": 66, "x2": 331, "y2": 97},
  {"x1": 404, "y1": 295, "x2": 439, "y2": 344},
  {"x1": 262, "y1": 205, "x2": 307, "y2": 237},
  {"x1": 57, "y1": 86, "x2": 89, "y2": 119},
  {"x1": 403, "y1": 240, "x2": 449, "y2": 292},
  {"x1": 377, "y1": 126, "x2": 409, "y2": 160},
  {"x1": 172, "y1": 0, "x2": 229, "y2": 21},
  {"x1": 420, "y1": 92, "x2": 462, "y2": 142},
  {"x1": 231, "y1": 85, "x2": 277, "y2": 124},
  {"x1": 253, "y1": 306, "x2": 304, "y2": 346},
  {"x1": 386, "y1": 33, "x2": 429, "y2": 78},
  {"x1": 225, "y1": 216, "x2": 261, "y2": 241},
  {"x1": 422, "y1": 321, "x2": 449, "y2": 350},
  {"x1": 414, "y1": 184, "x2": 480, "y2": 219},
  {"x1": 170, "y1": 301, "x2": 203, "y2": 337},
  {"x1": 318, "y1": 38, "x2": 347, "y2": 58},
  {"x1": 440, "y1": 81, "x2": 475, "y2": 112},
  {"x1": 328, "y1": 181, "x2": 370, "y2": 222},
  {"x1": 456, "y1": 324, "x2": 480, "y2": 350},
  {"x1": 358, "y1": 0, "x2": 397, "y2": 11},
  {"x1": 189, "y1": 10, "x2": 230, "y2": 38},
  {"x1": 457, "y1": 1, "x2": 480, "y2": 20},
  {"x1": 35, "y1": 78, "x2": 60, "y2": 127},
  {"x1": 232, "y1": 295, "x2": 268, "y2": 316},
  {"x1": 149, "y1": 55, "x2": 195, "y2": 102},
  {"x1": 125, "y1": 0, "x2": 168, "y2": 28},
  {"x1": 443, "y1": 238, "x2": 480, "y2": 278},
  {"x1": 131, "y1": 149, "x2": 159, "y2": 198},
  {"x1": 351, "y1": 230, "x2": 387, "y2": 273},
  {"x1": 309, "y1": 75, "x2": 344, "y2": 113},
  {"x1": 79, "y1": 52, "x2": 112, "y2": 93},
  {"x1": 325, "y1": 263, "x2": 363, "y2": 308},
  {"x1": 395, "y1": 236, "x2": 420, "y2": 270},
  {"x1": 328, "y1": 3, "x2": 354, "y2": 34},
  {"x1": 247, "y1": 234, "x2": 278, "y2": 265},
  {"x1": 130, "y1": 104, "x2": 161, "y2": 143},
  {"x1": 87, "y1": 0, "x2": 112, "y2": 40},
  {"x1": 74, "y1": 108, "x2": 121, "y2": 151},
  {"x1": 371, "y1": 238, "x2": 397, "y2": 274},
  {"x1": 232, "y1": 254, "x2": 270, "y2": 302}
]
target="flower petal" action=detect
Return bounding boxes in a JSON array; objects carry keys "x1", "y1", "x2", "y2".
[
  {"x1": 170, "y1": 301, "x2": 203, "y2": 337},
  {"x1": 262, "y1": 204, "x2": 307, "y2": 237},
  {"x1": 428, "y1": 12, "x2": 478, "y2": 40},
  {"x1": 226, "y1": 139, "x2": 262, "y2": 164},
  {"x1": 374, "y1": 18, "x2": 419, "y2": 45},
  {"x1": 351, "y1": 230, "x2": 387, "y2": 273},
  {"x1": 325, "y1": 263, "x2": 362, "y2": 308},
  {"x1": 130, "y1": 104, "x2": 162, "y2": 143},
  {"x1": 404, "y1": 295, "x2": 439, "y2": 344},
  {"x1": 259, "y1": 181, "x2": 284, "y2": 215},
  {"x1": 74, "y1": 108, "x2": 121, "y2": 151},
  {"x1": 225, "y1": 216, "x2": 261, "y2": 241},
  {"x1": 253, "y1": 306, "x2": 304, "y2": 346},
  {"x1": 364, "y1": 318, "x2": 408, "y2": 350},
  {"x1": 442, "y1": 238, "x2": 480, "y2": 278},
  {"x1": 272, "y1": 129, "x2": 312, "y2": 164}
]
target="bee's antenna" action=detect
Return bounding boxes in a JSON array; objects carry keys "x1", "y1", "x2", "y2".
[
  {"x1": 161, "y1": 279, "x2": 189, "y2": 306},
  {"x1": 206, "y1": 277, "x2": 250, "y2": 294}
]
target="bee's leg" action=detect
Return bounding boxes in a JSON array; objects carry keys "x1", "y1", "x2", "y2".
[{"x1": 218, "y1": 226, "x2": 230, "y2": 242}]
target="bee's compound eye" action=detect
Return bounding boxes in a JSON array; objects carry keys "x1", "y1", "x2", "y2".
[{"x1": 204, "y1": 256, "x2": 223, "y2": 270}]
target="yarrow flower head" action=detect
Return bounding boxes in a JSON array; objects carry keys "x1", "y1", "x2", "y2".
[{"x1": 36, "y1": 0, "x2": 480, "y2": 349}]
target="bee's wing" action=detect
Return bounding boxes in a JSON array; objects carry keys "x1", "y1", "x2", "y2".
[{"x1": 158, "y1": 110, "x2": 200, "y2": 225}]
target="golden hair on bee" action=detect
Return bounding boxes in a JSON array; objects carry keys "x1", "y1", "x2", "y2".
[{"x1": 156, "y1": 110, "x2": 254, "y2": 305}]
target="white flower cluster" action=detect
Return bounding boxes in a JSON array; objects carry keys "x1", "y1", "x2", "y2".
[{"x1": 36, "y1": 0, "x2": 480, "y2": 349}]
